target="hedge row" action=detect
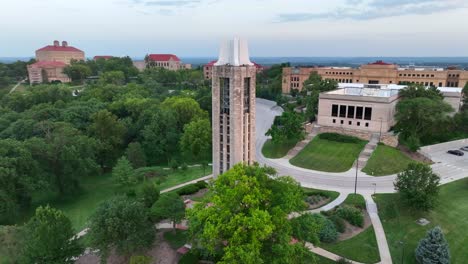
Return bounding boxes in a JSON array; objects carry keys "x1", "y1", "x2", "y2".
[
  {"x1": 319, "y1": 133, "x2": 363, "y2": 144},
  {"x1": 176, "y1": 181, "x2": 208, "y2": 196}
]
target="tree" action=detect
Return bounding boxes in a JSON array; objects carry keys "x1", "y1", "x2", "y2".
[
  {"x1": 415, "y1": 226, "x2": 450, "y2": 264},
  {"x1": 161, "y1": 96, "x2": 208, "y2": 131},
  {"x1": 180, "y1": 118, "x2": 212, "y2": 162},
  {"x1": 394, "y1": 163, "x2": 440, "y2": 211},
  {"x1": 63, "y1": 63, "x2": 91, "y2": 84},
  {"x1": 188, "y1": 164, "x2": 316, "y2": 264},
  {"x1": 394, "y1": 97, "x2": 453, "y2": 151},
  {"x1": 399, "y1": 85, "x2": 444, "y2": 101},
  {"x1": 126, "y1": 142, "x2": 147, "y2": 168},
  {"x1": 88, "y1": 109, "x2": 127, "y2": 168},
  {"x1": 0, "y1": 139, "x2": 43, "y2": 224},
  {"x1": 99, "y1": 70, "x2": 126, "y2": 85},
  {"x1": 139, "y1": 182, "x2": 160, "y2": 208},
  {"x1": 290, "y1": 214, "x2": 320, "y2": 244},
  {"x1": 26, "y1": 123, "x2": 98, "y2": 195},
  {"x1": 21, "y1": 206, "x2": 82, "y2": 264},
  {"x1": 113, "y1": 156, "x2": 136, "y2": 187},
  {"x1": 150, "y1": 192, "x2": 185, "y2": 230},
  {"x1": 266, "y1": 111, "x2": 305, "y2": 144},
  {"x1": 462, "y1": 82, "x2": 468, "y2": 111},
  {"x1": 88, "y1": 197, "x2": 155, "y2": 260}
]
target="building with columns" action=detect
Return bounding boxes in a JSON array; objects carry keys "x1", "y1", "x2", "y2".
[
  {"x1": 212, "y1": 38, "x2": 256, "y2": 177},
  {"x1": 282, "y1": 61, "x2": 468, "y2": 94}
]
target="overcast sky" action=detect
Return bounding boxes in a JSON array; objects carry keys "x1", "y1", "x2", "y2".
[{"x1": 2, "y1": 0, "x2": 468, "y2": 57}]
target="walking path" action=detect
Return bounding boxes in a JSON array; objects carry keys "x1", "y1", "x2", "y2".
[
  {"x1": 305, "y1": 242, "x2": 365, "y2": 264},
  {"x1": 289, "y1": 191, "x2": 349, "y2": 219},
  {"x1": 364, "y1": 194, "x2": 392, "y2": 264},
  {"x1": 356, "y1": 133, "x2": 379, "y2": 169},
  {"x1": 9, "y1": 79, "x2": 26, "y2": 94}
]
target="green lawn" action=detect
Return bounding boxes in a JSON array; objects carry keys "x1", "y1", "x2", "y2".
[
  {"x1": 262, "y1": 138, "x2": 299, "y2": 158},
  {"x1": 342, "y1": 193, "x2": 366, "y2": 209},
  {"x1": 290, "y1": 136, "x2": 367, "y2": 172},
  {"x1": 362, "y1": 144, "x2": 416, "y2": 176},
  {"x1": 13, "y1": 166, "x2": 212, "y2": 230},
  {"x1": 315, "y1": 254, "x2": 337, "y2": 264},
  {"x1": 321, "y1": 226, "x2": 380, "y2": 264},
  {"x1": 374, "y1": 178, "x2": 468, "y2": 264}
]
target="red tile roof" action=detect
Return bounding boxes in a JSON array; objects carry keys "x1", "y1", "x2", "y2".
[
  {"x1": 369, "y1": 60, "x2": 392, "y2": 65},
  {"x1": 93, "y1": 56, "x2": 113, "y2": 60},
  {"x1": 37, "y1": 45, "x2": 83, "y2": 53},
  {"x1": 29, "y1": 61, "x2": 67, "y2": 68},
  {"x1": 148, "y1": 54, "x2": 180, "y2": 62}
]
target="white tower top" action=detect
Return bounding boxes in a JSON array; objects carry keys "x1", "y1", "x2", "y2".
[{"x1": 215, "y1": 37, "x2": 253, "y2": 66}]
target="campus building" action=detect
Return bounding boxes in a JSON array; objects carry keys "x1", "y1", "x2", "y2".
[
  {"x1": 212, "y1": 38, "x2": 256, "y2": 177},
  {"x1": 316, "y1": 84, "x2": 463, "y2": 136},
  {"x1": 27, "y1": 40, "x2": 85, "y2": 84},
  {"x1": 145, "y1": 54, "x2": 192, "y2": 71},
  {"x1": 282, "y1": 61, "x2": 468, "y2": 94},
  {"x1": 204, "y1": 60, "x2": 263, "y2": 80}
]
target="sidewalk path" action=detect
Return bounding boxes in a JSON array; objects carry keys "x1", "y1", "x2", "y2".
[
  {"x1": 289, "y1": 191, "x2": 349, "y2": 219},
  {"x1": 305, "y1": 242, "x2": 365, "y2": 264},
  {"x1": 364, "y1": 194, "x2": 392, "y2": 264}
]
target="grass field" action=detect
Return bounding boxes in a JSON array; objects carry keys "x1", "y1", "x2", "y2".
[
  {"x1": 374, "y1": 178, "x2": 468, "y2": 263},
  {"x1": 290, "y1": 136, "x2": 367, "y2": 172},
  {"x1": 262, "y1": 138, "x2": 299, "y2": 158},
  {"x1": 342, "y1": 193, "x2": 366, "y2": 209},
  {"x1": 321, "y1": 226, "x2": 380, "y2": 264},
  {"x1": 362, "y1": 144, "x2": 415, "y2": 176},
  {"x1": 14, "y1": 166, "x2": 212, "y2": 230}
]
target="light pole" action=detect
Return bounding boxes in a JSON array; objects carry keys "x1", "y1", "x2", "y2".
[
  {"x1": 354, "y1": 159, "x2": 358, "y2": 194},
  {"x1": 399, "y1": 240, "x2": 405, "y2": 264},
  {"x1": 379, "y1": 117, "x2": 383, "y2": 143}
]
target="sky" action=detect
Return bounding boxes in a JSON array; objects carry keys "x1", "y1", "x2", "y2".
[{"x1": 1, "y1": 0, "x2": 468, "y2": 57}]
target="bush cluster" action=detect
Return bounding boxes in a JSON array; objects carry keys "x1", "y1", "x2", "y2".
[
  {"x1": 336, "y1": 206, "x2": 364, "y2": 228},
  {"x1": 329, "y1": 214, "x2": 346, "y2": 233},
  {"x1": 319, "y1": 133, "x2": 362, "y2": 144},
  {"x1": 176, "y1": 181, "x2": 208, "y2": 196},
  {"x1": 319, "y1": 217, "x2": 339, "y2": 243}
]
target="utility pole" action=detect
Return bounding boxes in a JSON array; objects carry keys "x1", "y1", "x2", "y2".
[{"x1": 354, "y1": 159, "x2": 358, "y2": 194}]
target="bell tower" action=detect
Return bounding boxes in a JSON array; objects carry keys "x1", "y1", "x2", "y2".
[{"x1": 212, "y1": 38, "x2": 256, "y2": 177}]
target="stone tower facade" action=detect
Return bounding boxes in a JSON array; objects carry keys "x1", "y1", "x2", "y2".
[{"x1": 212, "y1": 38, "x2": 256, "y2": 177}]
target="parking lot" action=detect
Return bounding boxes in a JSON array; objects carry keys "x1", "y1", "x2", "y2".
[{"x1": 420, "y1": 139, "x2": 468, "y2": 183}]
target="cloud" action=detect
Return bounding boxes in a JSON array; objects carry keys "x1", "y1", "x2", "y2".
[
  {"x1": 143, "y1": 0, "x2": 200, "y2": 7},
  {"x1": 277, "y1": 0, "x2": 467, "y2": 22}
]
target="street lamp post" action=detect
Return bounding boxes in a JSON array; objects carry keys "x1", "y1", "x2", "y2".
[
  {"x1": 379, "y1": 117, "x2": 383, "y2": 143},
  {"x1": 399, "y1": 241, "x2": 405, "y2": 264},
  {"x1": 354, "y1": 159, "x2": 358, "y2": 194}
]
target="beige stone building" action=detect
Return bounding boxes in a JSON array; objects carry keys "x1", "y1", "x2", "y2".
[
  {"x1": 283, "y1": 61, "x2": 468, "y2": 94},
  {"x1": 204, "y1": 60, "x2": 263, "y2": 80},
  {"x1": 28, "y1": 40, "x2": 84, "y2": 84},
  {"x1": 145, "y1": 54, "x2": 191, "y2": 71},
  {"x1": 212, "y1": 38, "x2": 256, "y2": 177},
  {"x1": 317, "y1": 84, "x2": 463, "y2": 135}
]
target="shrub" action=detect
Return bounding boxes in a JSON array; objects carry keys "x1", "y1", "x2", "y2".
[
  {"x1": 139, "y1": 183, "x2": 160, "y2": 208},
  {"x1": 319, "y1": 218, "x2": 339, "y2": 243},
  {"x1": 319, "y1": 133, "x2": 362, "y2": 144},
  {"x1": 169, "y1": 159, "x2": 179, "y2": 171},
  {"x1": 179, "y1": 252, "x2": 199, "y2": 264},
  {"x1": 329, "y1": 214, "x2": 346, "y2": 233},
  {"x1": 176, "y1": 184, "x2": 200, "y2": 196},
  {"x1": 195, "y1": 180, "x2": 208, "y2": 189},
  {"x1": 181, "y1": 163, "x2": 188, "y2": 171},
  {"x1": 336, "y1": 258, "x2": 352, "y2": 264},
  {"x1": 336, "y1": 206, "x2": 364, "y2": 228},
  {"x1": 290, "y1": 214, "x2": 320, "y2": 244}
]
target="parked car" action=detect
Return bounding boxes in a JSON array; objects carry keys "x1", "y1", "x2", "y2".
[
  {"x1": 460, "y1": 146, "x2": 468, "y2": 152},
  {"x1": 447, "y1": 150, "x2": 464, "y2": 156}
]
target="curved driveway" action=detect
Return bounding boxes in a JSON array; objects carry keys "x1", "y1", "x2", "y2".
[{"x1": 255, "y1": 98, "x2": 397, "y2": 194}]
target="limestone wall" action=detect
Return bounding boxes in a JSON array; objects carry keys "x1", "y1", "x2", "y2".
[{"x1": 313, "y1": 125, "x2": 399, "y2": 147}]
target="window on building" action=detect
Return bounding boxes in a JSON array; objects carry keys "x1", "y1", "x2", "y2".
[
  {"x1": 357, "y1": 122, "x2": 361, "y2": 126},
  {"x1": 364, "y1": 107, "x2": 372, "y2": 120},
  {"x1": 333, "y1": 119, "x2": 336, "y2": 123},
  {"x1": 356, "y1": 107, "x2": 363, "y2": 119},
  {"x1": 339, "y1": 105, "x2": 346, "y2": 117},
  {"x1": 349, "y1": 121, "x2": 352, "y2": 125},
  {"x1": 365, "y1": 123, "x2": 369, "y2": 127},
  {"x1": 340, "y1": 120, "x2": 344, "y2": 124},
  {"x1": 331, "y1": 104, "x2": 338, "y2": 117},
  {"x1": 347, "y1": 106, "x2": 355, "y2": 118}
]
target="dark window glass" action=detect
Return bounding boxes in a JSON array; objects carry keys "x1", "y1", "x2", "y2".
[
  {"x1": 347, "y1": 106, "x2": 355, "y2": 118},
  {"x1": 357, "y1": 122, "x2": 361, "y2": 126},
  {"x1": 339, "y1": 105, "x2": 346, "y2": 117},
  {"x1": 348, "y1": 121, "x2": 352, "y2": 125},
  {"x1": 332, "y1": 119, "x2": 336, "y2": 123},
  {"x1": 365, "y1": 123, "x2": 369, "y2": 127},
  {"x1": 331, "y1": 104, "x2": 338, "y2": 117},
  {"x1": 356, "y1": 107, "x2": 363, "y2": 119},
  {"x1": 364, "y1": 107, "x2": 372, "y2": 120},
  {"x1": 340, "y1": 120, "x2": 344, "y2": 124}
]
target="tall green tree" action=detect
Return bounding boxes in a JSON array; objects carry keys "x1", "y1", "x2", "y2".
[
  {"x1": 88, "y1": 197, "x2": 155, "y2": 260},
  {"x1": 63, "y1": 63, "x2": 91, "y2": 84},
  {"x1": 415, "y1": 226, "x2": 450, "y2": 264},
  {"x1": 126, "y1": 142, "x2": 147, "y2": 168},
  {"x1": 188, "y1": 164, "x2": 316, "y2": 264},
  {"x1": 161, "y1": 96, "x2": 208, "y2": 131},
  {"x1": 112, "y1": 156, "x2": 136, "y2": 187},
  {"x1": 266, "y1": 111, "x2": 305, "y2": 144},
  {"x1": 150, "y1": 192, "x2": 185, "y2": 230},
  {"x1": 99, "y1": 70, "x2": 126, "y2": 85},
  {"x1": 462, "y1": 82, "x2": 468, "y2": 111},
  {"x1": 394, "y1": 163, "x2": 440, "y2": 211},
  {"x1": 21, "y1": 206, "x2": 82, "y2": 264},
  {"x1": 88, "y1": 110, "x2": 127, "y2": 168},
  {"x1": 180, "y1": 118, "x2": 212, "y2": 162}
]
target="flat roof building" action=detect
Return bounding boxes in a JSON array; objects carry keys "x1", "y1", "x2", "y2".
[{"x1": 283, "y1": 61, "x2": 468, "y2": 94}]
